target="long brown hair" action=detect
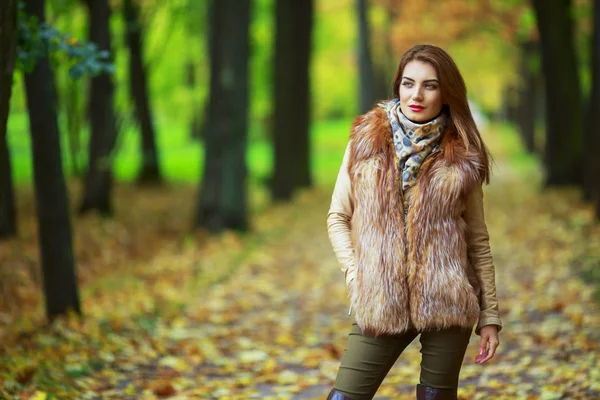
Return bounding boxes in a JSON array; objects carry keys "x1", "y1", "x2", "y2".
[{"x1": 392, "y1": 44, "x2": 492, "y2": 183}]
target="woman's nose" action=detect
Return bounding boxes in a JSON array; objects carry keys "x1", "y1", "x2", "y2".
[{"x1": 412, "y1": 88, "x2": 424, "y2": 101}]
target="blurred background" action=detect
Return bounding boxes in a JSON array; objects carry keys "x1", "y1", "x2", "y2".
[{"x1": 1, "y1": 0, "x2": 600, "y2": 399}]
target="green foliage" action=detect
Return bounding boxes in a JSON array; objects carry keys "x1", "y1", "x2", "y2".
[
  {"x1": 250, "y1": 0, "x2": 274, "y2": 137},
  {"x1": 572, "y1": 0, "x2": 594, "y2": 97},
  {"x1": 16, "y1": 1, "x2": 113, "y2": 78},
  {"x1": 517, "y1": 7, "x2": 536, "y2": 39},
  {"x1": 7, "y1": 111, "x2": 352, "y2": 187},
  {"x1": 312, "y1": 0, "x2": 358, "y2": 119},
  {"x1": 10, "y1": 0, "x2": 595, "y2": 187}
]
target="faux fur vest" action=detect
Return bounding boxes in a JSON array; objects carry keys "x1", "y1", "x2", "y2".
[{"x1": 348, "y1": 105, "x2": 486, "y2": 336}]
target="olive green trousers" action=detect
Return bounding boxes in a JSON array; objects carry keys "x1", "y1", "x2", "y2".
[{"x1": 332, "y1": 322, "x2": 473, "y2": 399}]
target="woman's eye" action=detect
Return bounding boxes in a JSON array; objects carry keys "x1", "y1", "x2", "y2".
[
  {"x1": 426, "y1": 84, "x2": 437, "y2": 89},
  {"x1": 402, "y1": 82, "x2": 412, "y2": 87}
]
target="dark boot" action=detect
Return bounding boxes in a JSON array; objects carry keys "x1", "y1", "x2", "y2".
[
  {"x1": 326, "y1": 389, "x2": 353, "y2": 399},
  {"x1": 416, "y1": 383, "x2": 457, "y2": 400}
]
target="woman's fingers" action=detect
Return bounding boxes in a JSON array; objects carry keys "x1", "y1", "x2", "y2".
[
  {"x1": 479, "y1": 336, "x2": 487, "y2": 356},
  {"x1": 477, "y1": 338, "x2": 499, "y2": 364},
  {"x1": 475, "y1": 335, "x2": 488, "y2": 362}
]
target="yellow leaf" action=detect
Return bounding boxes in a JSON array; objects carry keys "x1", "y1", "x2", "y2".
[
  {"x1": 30, "y1": 392, "x2": 48, "y2": 400},
  {"x1": 262, "y1": 358, "x2": 278, "y2": 374},
  {"x1": 239, "y1": 349, "x2": 268, "y2": 363}
]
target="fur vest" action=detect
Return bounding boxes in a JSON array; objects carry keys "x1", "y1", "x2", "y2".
[{"x1": 347, "y1": 105, "x2": 486, "y2": 336}]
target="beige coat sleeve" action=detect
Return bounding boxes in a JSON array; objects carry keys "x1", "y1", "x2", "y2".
[
  {"x1": 464, "y1": 184, "x2": 503, "y2": 335},
  {"x1": 326, "y1": 142, "x2": 357, "y2": 301}
]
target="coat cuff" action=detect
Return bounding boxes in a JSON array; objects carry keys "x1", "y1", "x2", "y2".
[{"x1": 475, "y1": 315, "x2": 503, "y2": 336}]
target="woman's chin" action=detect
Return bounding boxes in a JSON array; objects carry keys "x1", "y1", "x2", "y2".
[{"x1": 406, "y1": 112, "x2": 429, "y2": 123}]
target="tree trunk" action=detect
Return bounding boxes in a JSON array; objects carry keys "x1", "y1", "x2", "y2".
[
  {"x1": 590, "y1": 0, "x2": 600, "y2": 216},
  {"x1": 516, "y1": 40, "x2": 537, "y2": 154},
  {"x1": 357, "y1": 0, "x2": 375, "y2": 112},
  {"x1": 270, "y1": 0, "x2": 314, "y2": 200},
  {"x1": 123, "y1": 0, "x2": 161, "y2": 185},
  {"x1": 532, "y1": 0, "x2": 583, "y2": 186},
  {"x1": 0, "y1": 0, "x2": 18, "y2": 239},
  {"x1": 22, "y1": 0, "x2": 81, "y2": 318},
  {"x1": 194, "y1": 0, "x2": 251, "y2": 232},
  {"x1": 187, "y1": 61, "x2": 203, "y2": 141},
  {"x1": 584, "y1": 0, "x2": 600, "y2": 203},
  {"x1": 372, "y1": 4, "x2": 397, "y2": 101},
  {"x1": 79, "y1": 0, "x2": 117, "y2": 215},
  {"x1": 0, "y1": 136, "x2": 16, "y2": 240}
]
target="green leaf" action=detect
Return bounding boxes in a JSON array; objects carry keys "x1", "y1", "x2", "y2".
[
  {"x1": 65, "y1": 364, "x2": 89, "y2": 378},
  {"x1": 68, "y1": 64, "x2": 86, "y2": 79}
]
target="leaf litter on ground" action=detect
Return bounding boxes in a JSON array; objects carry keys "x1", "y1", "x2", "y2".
[{"x1": 1, "y1": 124, "x2": 600, "y2": 399}]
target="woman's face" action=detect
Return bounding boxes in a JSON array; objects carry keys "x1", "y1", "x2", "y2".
[{"x1": 398, "y1": 60, "x2": 443, "y2": 123}]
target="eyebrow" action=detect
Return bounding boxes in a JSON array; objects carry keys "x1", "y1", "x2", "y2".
[{"x1": 402, "y1": 77, "x2": 439, "y2": 83}]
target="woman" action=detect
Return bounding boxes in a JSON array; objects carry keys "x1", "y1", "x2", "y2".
[{"x1": 326, "y1": 44, "x2": 502, "y2": 400}]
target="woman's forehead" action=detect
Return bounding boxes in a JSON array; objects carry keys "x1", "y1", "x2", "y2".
[{"x1": 402, "y1": 60, "x2": 438, "y2": 80}]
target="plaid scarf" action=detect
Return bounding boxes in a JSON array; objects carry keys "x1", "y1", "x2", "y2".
[{"x1": 383, "y1": 98, "x2": 448, "y2": 191}]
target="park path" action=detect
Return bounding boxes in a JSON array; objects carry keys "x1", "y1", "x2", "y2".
[
  {"x1": 120, "y1": 126, "x2": 600, "y2": 400},
  {"x1": 9, "y1": 125, "x2": 598, "y2": 400}
]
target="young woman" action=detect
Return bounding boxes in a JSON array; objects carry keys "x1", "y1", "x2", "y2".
[{"x1": 326, "y1": 44, "x2": 502, "y2": 400}]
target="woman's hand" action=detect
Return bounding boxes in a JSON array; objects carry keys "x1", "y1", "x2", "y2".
[{"x1": 475, "y1": 325, "x2": 499, "y2": 364}]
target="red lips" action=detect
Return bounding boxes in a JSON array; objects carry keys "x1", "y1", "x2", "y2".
[{"x1": 409, "y1": 105, "x2": 425, "y2": 112}]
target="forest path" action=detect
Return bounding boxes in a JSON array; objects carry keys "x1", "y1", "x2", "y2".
[
  {"x1": 138, "y1": 126, "x2": 600, "y2": 399},
  {"x1": 3, "y1": 125, "x2": 600, "y2": 400}
]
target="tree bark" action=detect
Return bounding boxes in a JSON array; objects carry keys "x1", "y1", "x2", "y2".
[
  {"x1": 532, "y1": 0, "x2": 583, "y2": 186},
  {"x1": 195, "y1": 0, "x2": 251, "y2": 232},
  {"x1": 0, "y1": 0, "x2": 18, "y2": 239},
  {"x1": 270, "y1": 0, "x2": 314, "y2": 200},
  {"x1": 79, "y1": 0, "x2": 117, "y2": 215},
  {"x1": 516, "y1": 40, "x2": 538, "y2": 154},
  {"x1": 0, "y1": 135, "x2": 16, "y2": 240},
  {"x1": 584, "y1": 0, "x2": 600, "y2": 203},
  {"x1": 357, "y1": 0, "x2": 375, "y2": 112},
  {"x1": 590, "y1": 0, "x2": 600, "y2": 215},
  {"x1": 123, "y1": 0, "x2": 161, "y2": 184},
  {"x1": 22, "y1": 0, "x2": 81, "y2": 318}
]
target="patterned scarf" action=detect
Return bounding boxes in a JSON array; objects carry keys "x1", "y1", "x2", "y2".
[{"x1": 383, "y1": 98, "x2": 448, "y2": 191}]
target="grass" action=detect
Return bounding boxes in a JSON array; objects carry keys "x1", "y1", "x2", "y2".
[
  {"x1": 8, "y1": 109, "x2": 546, "y2": 195},
  {"x1": 7, "y1": 110, "x2": 352, "y2": 189},
  {"x1": 483, "y1": 121, "x2": 540, "y2": 178}
]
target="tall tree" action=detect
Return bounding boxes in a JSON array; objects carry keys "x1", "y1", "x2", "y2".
[
  {"x1": 123, "y1": 0, "x2": 161, "y2": 184},
  {"x1": 79, "y1": 0, "x2": 117, "y2": 215},
  {"x1": 589, "y1": 0, "x2": 600, "y2": 213},
  {"x1": 270, "y1": 0, "x2": 314, "y2": 200},
  {"x1": 532, "y1": 0, "x2": 583, "y2": 186},
  {"x1": 22, "y1": 0, "x2": 81, "y2": 318},
  {"x1": 195, "y1": 0, "x2": 251, "y2": 231},
  {"x1": 372, "y1": 4, "x2": 398, "y2": 101},
  {"x1": 357, "y1": 0, "x2": 375, "y2": 112},
  {"x1": 0, "y1": 0, "x2": 18, "y2": 239},
  {"x1": 516, "y1": 39, "x2": 539, "y2": 154}
]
